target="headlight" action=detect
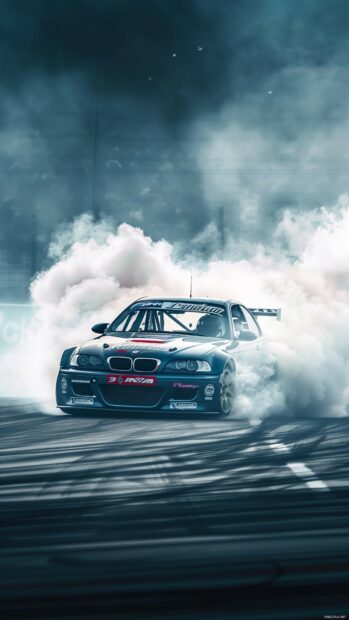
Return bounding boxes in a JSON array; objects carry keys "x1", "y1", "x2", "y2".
[
  {"x1": 165, "y1": 359, "x2": 211, "y2": 373},
  {"x1": 70, "y1": 353, "x2": 103, "y2": 368},
  {"x1": 77, "y1": 354, "x2": 90, "y2": 366},
  {"x1": 89, "y1": 355, "x2": 103, "y2": 367}
]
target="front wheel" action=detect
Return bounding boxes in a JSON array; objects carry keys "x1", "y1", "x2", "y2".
[{"x1": 218, "y1": 361, "x2": 236, "y2": 417}]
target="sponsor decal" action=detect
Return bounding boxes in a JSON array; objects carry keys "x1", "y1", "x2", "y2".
[
  {"x1": 170, "y1": 401, "x2": 198, "y2": 410},
  {"x1": 204, "y1": 384, "x2": 215, "y2": 398},
  {"x1": 131, "y1": 301, "x2": 224, "y2": 315},
  {"x1": 162, "y1": 302, "x2": 224, "y2": 316},
  {"x1": 173, "y1": 382, "x2": 198, "y2": 389},
  {"x1": 69, "y1": 396, "x2": 94, "y2": 405},
  {"x1": 107, "y1": 374, "x2": 157, "y2": 386},
  {"x1": 132, "y1": 301, "x2": 163, "y2": 309}
]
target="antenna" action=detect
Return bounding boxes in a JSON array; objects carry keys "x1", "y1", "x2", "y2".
[{"x1": 189, "y1": 275, "x2": 193, "y2": 298}]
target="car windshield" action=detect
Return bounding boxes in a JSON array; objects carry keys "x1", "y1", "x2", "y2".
[{"x1": 108, "y1": 301, "x2": 229, "y2": 339}]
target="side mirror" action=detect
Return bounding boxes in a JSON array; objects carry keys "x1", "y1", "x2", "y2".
[
  {"x1": 238, "y1": 329, "x2": 258, "y2": 341},
  {"x1": 91, "y1": 322, "x2": 109, "y2": 334}
]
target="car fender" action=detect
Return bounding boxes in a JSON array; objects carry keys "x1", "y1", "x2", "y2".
[
  {"x1": 209, "y1": 350, "x2": 236, "y2": 376},
  {"x1": 59, "y1": 347, "x2": 77, "y2": 369}
]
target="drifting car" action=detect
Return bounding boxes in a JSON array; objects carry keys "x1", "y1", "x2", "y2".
[{"x1": 56, "y1": 297, "x2": 281, "y2": 417}]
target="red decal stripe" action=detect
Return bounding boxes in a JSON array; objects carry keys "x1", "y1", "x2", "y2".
[{"x1": 106, "y1": 374, "x2": 157, "y2": 386}]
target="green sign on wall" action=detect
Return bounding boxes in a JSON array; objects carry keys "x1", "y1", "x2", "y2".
[{"x1": 0, "y1": 304, "x2": 36, "y2": 351}]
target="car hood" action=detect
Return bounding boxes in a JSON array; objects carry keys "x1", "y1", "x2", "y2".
[{"x1": 78, "y1": 333, "x2": 230, "y2": 361}]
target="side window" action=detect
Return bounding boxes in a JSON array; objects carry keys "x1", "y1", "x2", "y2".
[
  {"x1": 231, "y1": 305, "x2": 260, "y2": 338},
  {"x1": 231, "y1": 304, "x2": 246, "y2": 335},
  {"x1": 241, "y1": 307, "x2": 261, "y2": 337}
]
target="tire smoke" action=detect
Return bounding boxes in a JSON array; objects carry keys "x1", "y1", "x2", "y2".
[{"x1": 18, "y1": 200, "x2": 349, "y2": 418}]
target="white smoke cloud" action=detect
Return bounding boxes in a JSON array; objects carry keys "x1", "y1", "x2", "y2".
[{"x1": 10, "y1": 198, "x2": 348, "y2": 419}]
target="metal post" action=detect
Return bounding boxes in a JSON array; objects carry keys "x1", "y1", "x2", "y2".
[
  {"x1": 91, "y1": 111, "x2": 100, "y2": 220},
  {"x1": 218, "y1": 206, "x2": 225, "y2": 251}
]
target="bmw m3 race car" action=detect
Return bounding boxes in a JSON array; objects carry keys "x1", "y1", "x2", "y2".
[{"x1": 56, "y1": 298, "x2": 281, "y2": 417}]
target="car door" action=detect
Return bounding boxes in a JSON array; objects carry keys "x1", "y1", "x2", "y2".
[
  {"x1": 239, "y1": 305, "x2": 266, "y2": 363},
  {"x1": 230, "y1": 304, "x2": 265, "y2": 368}
]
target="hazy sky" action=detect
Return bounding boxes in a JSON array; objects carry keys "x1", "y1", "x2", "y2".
[
  {"x1": 3, "y1": 1, "x2": 349, "y2": 416},
  {"x1": 3, "y1": 0, "x2": 349, "y2": 119},
  {"x1": 2, "y1": 0, "x2": 349, "y2": 291}
]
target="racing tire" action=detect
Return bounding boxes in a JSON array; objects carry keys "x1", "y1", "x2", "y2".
[{"x1": 218, "y1": 361, "x2": 236, "y2": 417}]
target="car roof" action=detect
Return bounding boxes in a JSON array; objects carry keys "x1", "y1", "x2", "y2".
[{"x1": 134, "y1": 296, "x2": 242, "y2": 305}]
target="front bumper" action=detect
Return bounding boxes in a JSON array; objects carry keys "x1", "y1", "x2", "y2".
[{"x1": 56, "y1": 368, "x2": 221, "y2": 413}]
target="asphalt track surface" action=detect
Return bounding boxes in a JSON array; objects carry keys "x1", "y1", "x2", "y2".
[{"x1": 1, "y1": 400, "x2": 349, "y2": 620}]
